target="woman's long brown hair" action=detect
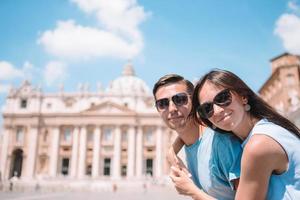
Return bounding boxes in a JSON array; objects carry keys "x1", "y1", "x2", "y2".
[{"x1": 190, "y1": 69, "x2": 300, "y2": 139}]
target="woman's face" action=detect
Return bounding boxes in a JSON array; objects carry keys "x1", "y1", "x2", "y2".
[{"x1": 198, "y1": 81, "x2": 247, "y2": 132}]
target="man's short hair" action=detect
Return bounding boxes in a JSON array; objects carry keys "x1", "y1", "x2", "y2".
[{"x1": 152, "y1": 74, "x2": 194, "y2": 99}]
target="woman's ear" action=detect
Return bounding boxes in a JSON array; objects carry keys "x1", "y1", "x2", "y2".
[{"x1": 242, "y1": 96, "x2": 248, "y2": 104}]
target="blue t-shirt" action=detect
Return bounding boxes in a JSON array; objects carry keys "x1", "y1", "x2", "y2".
[
  {"x1": 185, "y1": 128, "x2": 242, "y2": 200},
  {"x1": 242, "y1": 119, "x2": 300, "y2": 200}
]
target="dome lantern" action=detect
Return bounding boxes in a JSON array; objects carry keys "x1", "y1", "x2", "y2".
[
  {"x1": 107, "y1": 63, "x2": 150, "y2": 96},
  {"x1": 122, "y1": 62, "x2": 135, "y2": 76}
]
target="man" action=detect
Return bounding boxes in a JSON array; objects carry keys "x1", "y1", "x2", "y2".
[{"x1": 153, "y1": 74, "x2": 242, "y2": 200}]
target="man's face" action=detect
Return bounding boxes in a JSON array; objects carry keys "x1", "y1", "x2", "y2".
[{"x1": 155, "y1": 82, "x2": 192, "y2": 131}]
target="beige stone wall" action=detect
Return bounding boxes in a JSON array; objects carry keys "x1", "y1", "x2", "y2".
[{"x1": 259, "y1": 53, "x2": 300, "y2": 119}]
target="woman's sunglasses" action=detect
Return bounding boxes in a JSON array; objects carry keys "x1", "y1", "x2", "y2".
[
  {"x1": 197, "y1": 89, "x2": 232, "y2": 119},
  {"x1": 155, "y1": 93, "x2": 189, "y2": 111}
]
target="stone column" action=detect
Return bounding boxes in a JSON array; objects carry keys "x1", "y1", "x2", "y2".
[
  {"x1": 92, "y1": 126, "x2": 101, "y2": 178},
  {"x1": 24, "y1": 126, "x2": 39, "y2": 179},
  {"x1": 0, "y1": 127, "x2": 10, "y2": 179},
  {"x1": 135, "y1": 126, "x2": 143, "y2": 177},
  {"x1": 155, "y1": 126, "x2": 163, "y2": 178},
  {"x1": 78, "y1": 126, "x2": 87, "y2": 178},
  {"x1": 112, "y1": 126, "x2": 121, "y2": 179},
  {"x1": 49, "y1": 126, "x2": 60, "y2": 177},
  {"x1": 70, "y1": 126, "x2": 79, "y2": 178},
  {"x1": 127, "y1": 126, "x2": 135, "y2": 178}
]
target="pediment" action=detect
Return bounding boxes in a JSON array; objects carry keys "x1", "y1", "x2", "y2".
[
  {"x1": 81, "y1": 101, "x2": 136, "y2": 115},
  {"x1": 9, "y1": 80, "x2": 40, "y2": 97}
]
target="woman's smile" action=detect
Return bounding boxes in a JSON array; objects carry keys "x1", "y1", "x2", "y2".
[{"x1": 216, "y1": 111, "x2": 232, "y2": 123}]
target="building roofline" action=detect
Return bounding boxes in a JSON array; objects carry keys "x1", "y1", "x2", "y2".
[
  {"x1": 258, "y1": 64, "x2": 299, "y2": 93},
  {"x1": 270, "y1": 52, "x2": 291, "y2": 62}
]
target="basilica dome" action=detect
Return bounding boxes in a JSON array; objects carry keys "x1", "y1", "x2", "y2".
[{"x1": 107, "y1": 63, "x2": 151, "y2": 96}]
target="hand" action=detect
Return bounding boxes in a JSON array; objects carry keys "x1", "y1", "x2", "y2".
[
  {"x1": 175, "y1": 156, "x2": 192, "y2": 177},
  {"x1": 167, "y1": 147, "x2": 191, "y2": 177},
  {"x1": 170, "y1": 166, "x2": 197, "y2": 196}
]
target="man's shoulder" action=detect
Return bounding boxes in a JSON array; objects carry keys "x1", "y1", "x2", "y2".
[
  {"x1": 211, "y1": 130, "x2": 242, "y2": 150},
  {"x1": 203, "y1": 128, "x2": 236, "y2": 139}
]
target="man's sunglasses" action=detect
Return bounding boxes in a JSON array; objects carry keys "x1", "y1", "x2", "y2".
[
  {"x1": 155, "y1": 93, "x2": 189, "y2": 111},
  {"x1": 197, "y1": 89, "x2": 232, "y2": 119}
]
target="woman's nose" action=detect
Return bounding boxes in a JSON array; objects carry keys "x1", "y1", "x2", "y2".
[{"x1": 213, "y1": 104, "x2": 224, "y2": 115}]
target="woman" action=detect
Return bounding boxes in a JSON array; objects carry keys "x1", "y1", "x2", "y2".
[{"x1": 188, "y1": 69, "x2": 300, "y2": 199}]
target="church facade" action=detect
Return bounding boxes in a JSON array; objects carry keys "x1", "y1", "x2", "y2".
[{"x1": 0, "y1": 64, "x2": 176, "y2": 181}]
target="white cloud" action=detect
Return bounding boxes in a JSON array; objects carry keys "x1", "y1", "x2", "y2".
[
  {"x1": 38, "y1": 0, "x2": 149, "y2": 60},
  {"x1": 43, "y1": 61, "x2": 68, "y2": 86},
  {"x1": 274, "y1": 14, "x2": 300, "y2": 54},
  {"x1": 0, "y1": 61, "x2": 24, "y2": 80},
  {"x1": 71, "y1": 0, "x2": 149, "y2": 39},
  {"x1": 38, "y1": 20, "x2": 142, "y2": 60},
  {"x1": 0, "y1": 61, "x2": 40, "y2": 93}
]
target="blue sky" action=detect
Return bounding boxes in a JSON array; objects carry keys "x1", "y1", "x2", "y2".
[{"x1": 1, "y1": 0, "x2": 300, "y2": 124}]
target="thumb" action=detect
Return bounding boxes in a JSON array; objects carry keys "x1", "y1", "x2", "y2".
[
  {"x1": 171, "y1": 166, "x2": 183, "y2": 177},
  {"x1": 181, "y1": 168, "x2": 192, "y2": 178}
]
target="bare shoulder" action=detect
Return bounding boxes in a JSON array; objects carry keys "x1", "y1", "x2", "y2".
[
  {"x1": 245, "y1": 134, "x2": 285, "y2": 156},
  {"x1": 243, "y1": 134, "x2": 288, "y2": 173},
  {"x1": 236, "y1": 135, "x2": 278, "y2": 200}
]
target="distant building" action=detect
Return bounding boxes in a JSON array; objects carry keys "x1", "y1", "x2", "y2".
[
  {"x1": 0, "y1": 63, "x2": 176, "y2": 181},
  {"x1": 259, "y1": 52, "x2": 300, "y2": 127}
]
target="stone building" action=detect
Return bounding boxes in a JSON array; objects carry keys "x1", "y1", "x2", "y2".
[
  {"x1": 0, "y1": 63, "x2": 176, "y2": 182},
  {"x1": 259, "y1": 52, "x2": 300, "y2": 126}
]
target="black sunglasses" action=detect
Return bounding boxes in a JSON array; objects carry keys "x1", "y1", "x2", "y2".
[
  {"x1": 197, "y1": 89, "x2": 232, "y2": 119},
  {"x1": 155, "y1": 93, "x2": 189, "y2": 111}
]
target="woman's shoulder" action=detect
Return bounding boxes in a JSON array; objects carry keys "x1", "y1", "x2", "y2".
[
  {"x1": 245, "y1": 119, "x2": 292, "y2": 147},
  {"x1": 243, "y1": 134, "x2": 288, "y2": 173},
  {"x1": 244, "y1": 134, "x2": 285, "y2": 163},
  {"x1": 245, "y1": 134, "x2": 281, "y2": 156},
  {"x1": 250, "y1": 119, "x2": 298, "y2": 150}
]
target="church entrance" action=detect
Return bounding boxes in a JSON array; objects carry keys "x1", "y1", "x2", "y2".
[{"x1": 10, "y1": 149, "x2": 23, "y2": 178}]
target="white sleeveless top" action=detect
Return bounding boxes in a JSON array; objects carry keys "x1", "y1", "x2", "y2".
[{"x1": 242, "y1": 119, "x2": 300, "y2": 200}]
